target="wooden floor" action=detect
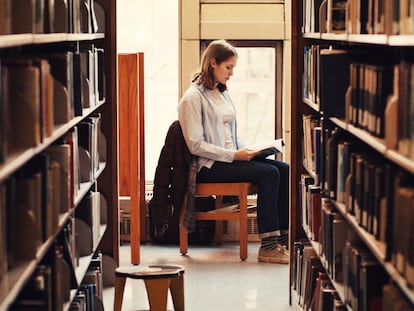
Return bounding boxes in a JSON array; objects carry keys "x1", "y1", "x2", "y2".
[{"x1": 103, "y1": 241, "x2": 301, "y2": 311}]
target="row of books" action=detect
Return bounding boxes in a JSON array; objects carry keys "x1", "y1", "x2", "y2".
[
  {"x1": 0, "y1": 0, "x2": 100, "y2": 35},
  {"x1": 303, "y1": 0, "x2": 414, "y2": 35},
  {"x1": 293, "y1": 239, "x2": 347, "y2": 311},
  {"x1": 10, "y1": 222, "x2": 78, "y2": 311},
  {"x1": 0, "y1": 118, "x2": 105, "y2": 275},
  {"x1": 75, "y1": 191, "x2": 107, "y2": 256},
  {"x1": 10, "y1": 241, "x2": 105, "y2": 311},
  {"x1": 294, "y1": 211, "x2": 413, "y2": 311},
  {"x1": 303, "y1": 46, "x2": 352, "y2": 119},
  {"x1": 1, "y1": 142, "x2": 77, "y2": 271},
  {"x1": 70, "y1": 252, "x2": 104, "y2": 311},
  {"x1": 312, "y1": 122, "x2": 393, "y2": 252},
  {"x1": 346, "y1": 62, "x2": 394, "y2": 138},
  {"x1": 300, "y1": 174, "x2": 320, "y2": 242},
  {"x1": 302, "y1": 118, "x2": 414, "y2": 300},
  {"x1": 302, "y1": 114, "x2": 321, "y2": 181},
  {"x1": 390, "y1": 61, "x2": 414, "y2": 159},
  {"x1": 302, "y1": 0, "x2": 346, "y2": 34},
  {"x1": 347, "y1": 0, "x2": 414, "y2": 35},
  {"x1": 343, "y1": 240, "x2": 389, "y2": 311},
  {"x1": 78, "y1": 114, "x2": 105, "y2": 183},
  {"x1": 299, "y1": 185, "x2": 347, "y2": 283},
  {"x1": 304, "y1": 46, "x2": 414, "y2": 154},
  {"x1": 0, "y1": 46, "x2": 105, "y2": 163}
]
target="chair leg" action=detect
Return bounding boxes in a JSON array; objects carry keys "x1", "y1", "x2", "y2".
[
  {"x1": 214, "y1": 220, "x2": 224, "y2": 244},
  {"x1": 170, "y1": 273, "x2": 185, "y2": 311},
  {"x1": 239, "y1": 193, "x2": 248, "y2": 261},
  {"x1": 214, "y1": 196, "x2": 224, "y2": 244},
  {"x1": 144, "y1": 278, "x2": 171, "y2": 311},
  {"x1": 180, "y1": 196, "x2": 189, "y2": 255},
  {"x1": 114, "y1": 276, "x2": 126, "y2": 311},
  {"x1": 179, "y1": 224, "x2": 188, "y2": 255}
]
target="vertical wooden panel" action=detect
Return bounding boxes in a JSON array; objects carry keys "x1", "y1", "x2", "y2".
[
  {"x1": 118, "y1": 53, "x2": 145, "y2": 264},
  {"x1": 97, "y1": 0, "x2": 119, "y2": 264},
  {"x1": 118, "y1": 54, "x2": 138, "y2": 197},
  {"x1": 137, "y1": 53, "x2": 146, "y2": 259},
  {"x1": 289, "y1": 0, "x2": 305, "y2": 303}
]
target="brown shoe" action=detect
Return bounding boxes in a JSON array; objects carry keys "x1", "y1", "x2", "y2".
[{"x1": 258, "y1": 246, "x2": 289, "y2": 264}]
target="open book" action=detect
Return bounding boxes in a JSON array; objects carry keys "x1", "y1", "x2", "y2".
[{"x1": 245, "y1": 138, "x2": 285, "y2": 158}]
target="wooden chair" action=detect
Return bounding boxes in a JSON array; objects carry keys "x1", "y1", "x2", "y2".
[
  {"x1": 114, "y1": 264, "x2": 185, "y2": 311},
  {"x1": 179, "y1": 182, "x2": 257, "y2": 260}
]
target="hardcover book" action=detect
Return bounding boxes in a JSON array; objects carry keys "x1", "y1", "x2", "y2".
[
  {"x1": 245, "y1": 138, "x2": 284, "y2": 158},
  {"x1": 319, "y1": 49, "x2": 351, "y2": 118}
]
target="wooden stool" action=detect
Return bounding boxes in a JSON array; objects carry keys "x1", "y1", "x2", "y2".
[
  {"x1": 180, "y1": 182, "x2": 257, "y2": 260},
  {"x1": 114, "y1": 264, "x2": 185, "y2": 311}
]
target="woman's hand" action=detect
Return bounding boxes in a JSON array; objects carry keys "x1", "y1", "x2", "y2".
[{"x1": 233, "y1": 148, "x2": 261, "y2": 161}]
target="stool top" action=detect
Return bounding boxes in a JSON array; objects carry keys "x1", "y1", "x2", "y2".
[{"x1": 115, "y1": 264, "x2": 185, "y2": 280}]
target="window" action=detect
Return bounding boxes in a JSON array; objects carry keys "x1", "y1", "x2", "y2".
[{"x1": 202, "y1": 40, "x2": 284, "y2": 148}]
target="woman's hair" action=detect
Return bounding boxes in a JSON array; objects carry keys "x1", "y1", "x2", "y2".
[{"x1": 193, "y1": 39, "x2": 237, "y2": 91}]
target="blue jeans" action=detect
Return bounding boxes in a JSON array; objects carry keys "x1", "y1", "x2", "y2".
[{"x1": 196, "y1": 158, "x2": 289, "y2": 236}]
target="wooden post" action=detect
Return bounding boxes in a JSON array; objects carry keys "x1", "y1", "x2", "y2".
[{"x1": 118, "y1": 53, "x2": 145, "y2": 264}]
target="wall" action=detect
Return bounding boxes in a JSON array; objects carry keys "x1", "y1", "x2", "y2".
[{"x1": 117, "y1": 0, "x2": 179, "y2": 181}]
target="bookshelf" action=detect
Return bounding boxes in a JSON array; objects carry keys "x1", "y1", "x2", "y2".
[
  {"x1": 290, "y1": 0, "x2": 414, "y2": 310},
  {"x1": 0, "y1": 0, "x2": 118, "y2": 310}
]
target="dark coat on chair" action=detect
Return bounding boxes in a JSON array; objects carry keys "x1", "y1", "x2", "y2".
[{"x1": 149, "y1": 120, "x2": 193, "y2": 242}]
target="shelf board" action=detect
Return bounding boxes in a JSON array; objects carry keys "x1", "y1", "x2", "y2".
[
  {"x1": 65, "y1": 33, "x2": 105, "y2": 41},
  {"x1": 74, "y1": 225, "x2": 107, "y2": 284},
  {"x1": 303, "y1": 32, "x2": 414, "y2": 47},
  {"x1": 329, "y1": 117, "x2": 414, "y2": 174},
  {"x1": 303, "y1": 97, "x2": 320, "y2": 112},
  {"x1": 330, "y1": 118, "x2": 387, "y2": 153},
  {"x1": 303, "y1": 32, "x2": 321, "y2": 39},
  {"x1": 0, "y1": 34, "x2": 33, "y2": 47},
  {"x1": 320, "y1": 33, "x2": 348, "y2": 41},
  {"x1": 384, "y1": 149, "x2": 414, "y2": 175},
  {"x1": 333, "y1": 201, "x2": 414, "y2": 305},
  {"x1": 62, "y1": 223, "x2": 107, "y2": 311},
  {"x1": 388, "y1": 35, "x2": 414, "y2": 46},
  {"x1": 334, "y1": 202, "x2": 386, "y2": 260},
  {"x1": 304, "y1": 230, "x2": 351, "y2": 310},
  {"x1": 347, "y1": 34, "x2": 388, "y2": 45},
  {"x1": 0, "y1": 33, "x2": 105, "y2": 48},
  {"x1": 0, "y1": 208, "x2": 78, "y2": 310},
  {"x1": 73, "y1": 162, "x2": 106, "y2": 207},
  {"x1": 302, "y1": 162, "x2": 318, "y2": 182},
  {"x1": 0, "y1": 260, "x2": 39, "y2": 310},
  {"x1": 304, "y1": 198, "x2": 414, "y2": 308},
  {"x1": 0, "y1": 103, "x2": 104, "y2": 182}
]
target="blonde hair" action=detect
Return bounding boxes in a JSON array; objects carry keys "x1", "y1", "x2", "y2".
[{"x1": 193, "y1": 39, "x2": 238, "y2": 91}]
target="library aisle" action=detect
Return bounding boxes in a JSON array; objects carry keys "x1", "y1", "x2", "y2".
[{"x1": 103, "y1": 242, "x2": 300, "y2": 310}]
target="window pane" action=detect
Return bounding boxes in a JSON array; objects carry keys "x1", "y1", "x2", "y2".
[{"x1": 227, "y1": 47, "x2": 276, "y2": 145}]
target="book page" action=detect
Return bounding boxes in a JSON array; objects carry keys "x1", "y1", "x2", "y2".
[{"x1": 245, "y1": 138, "x2": 285, "y2": 155}]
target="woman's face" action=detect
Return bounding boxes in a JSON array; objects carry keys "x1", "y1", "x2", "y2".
[{"x1": 211, "y1": 55, "x2": 237, "y2": 85}]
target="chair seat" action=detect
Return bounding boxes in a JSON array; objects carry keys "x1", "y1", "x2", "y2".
[
  {"x1": 195, "y1": 182, "x2": 257, "y2": 195},
  {"x1": 180, "y1": 182, "x2": 257, "y2": 260}
]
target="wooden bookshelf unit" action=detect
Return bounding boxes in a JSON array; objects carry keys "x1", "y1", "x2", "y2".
[
  {"x1": 0, "y1": 1, "x2": 118, "y2": 310},
  {"x1": 290, "y1": 0, "x2": 414, "y2": 310}
]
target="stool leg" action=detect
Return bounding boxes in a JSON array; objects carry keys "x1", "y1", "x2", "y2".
[
  {"x1": 114, "y1": 276, "x2": 126, "y2": 311},
  {"x1": 170, "y1": 273, "x2": 185, "y2": 311},
  {"x1": 144, "y1": 278, "x2": 171, "y2": 311}
]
